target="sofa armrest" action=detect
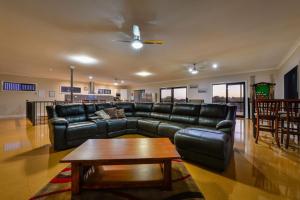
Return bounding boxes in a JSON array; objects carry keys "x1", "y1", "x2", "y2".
[
  {"x1": 48, "y1": 118, "x2": 69, "y2": 151},
  {"x1": 88, "y1": 116, "x2": 103, "y2": 121},
  {"x1": 49, "y1": 118, "x2": 69, "y2": 126},
  {"x1": 216, "y1": 120, "x2": 233, "y2": 130}
]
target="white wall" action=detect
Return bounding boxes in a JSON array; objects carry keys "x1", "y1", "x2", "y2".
[
  {"x1": 275, "y1": 45, "x2": 300, "y2": 99},
  {"x1": 130, "y1": 70, "x2": 276, "y2": 118},
  {"x1": 0, "y1": 74, "x2": 119, "y2": 117}
]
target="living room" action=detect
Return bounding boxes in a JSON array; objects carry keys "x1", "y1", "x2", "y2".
[{"x1": 0, "y1": 1, "x2": 300, "y2": 200}]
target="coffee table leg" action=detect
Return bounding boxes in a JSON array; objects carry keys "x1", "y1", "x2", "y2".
[
  {"x1": 71, "y1": 163, "x2": 80, "y2": 194},
  {"x1": 162, "y1": 160, "x2": 172, "y2": 190}
]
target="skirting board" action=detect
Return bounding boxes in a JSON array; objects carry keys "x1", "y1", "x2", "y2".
[{"x1": 0, "y1": 114, "x2": 26, "y2": 119}]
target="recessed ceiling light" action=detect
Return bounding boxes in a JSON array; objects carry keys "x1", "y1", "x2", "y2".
[
  {"x1": 68, "y1": 55, "x2": 98, "y2": 65},
  {"x1": 88, "y1": 76, "x2": 93, "y2": 80},
  {"x1": 114, "y1": 82, "x2": 119, "y2": 86},
  {"x1": 135, "y1": 71, "x2": 153, "y2": 77},
  {"x1": 120, "y1": 80, "x2": 125, "y2": 84},
  {"x1": 131, "y1": 40, "x2": 143, "y2": 49},
  {"x1": 212, "y1": 63, "x2": 218, "y2": 69}
]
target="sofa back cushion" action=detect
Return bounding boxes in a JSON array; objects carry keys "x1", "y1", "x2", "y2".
[
  {"x1": 150, "y1": 103, "x2": 173, "y2": 120},
  {"x1": 83, "y1": 103, "x2": 96, "y2": 117},
  {"x1": 46, "y1": 105, "x2": 57, "y2": 119},
  {"x1": 55, "y1": 104, "x2": 87, "y2": 123},
  {"x1": 134, "y1": 103, "x2": 153, "y2": 117},
  {"x1": 170, "y1": 103, "x2": 200, "y2": 124},
  {"x1": 198, "y1": 104, "x2": 228, "y2": 127},
  {"x1": 115, "y1": 103, "x2": 135, "y2": 117},
  {"x1": 95, "y1": 103, "x2": 113, "y2": 111}
]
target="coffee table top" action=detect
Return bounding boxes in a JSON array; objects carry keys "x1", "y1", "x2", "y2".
[{"x1": 61, "y1": 138, "x2": 180, "y2": 163}]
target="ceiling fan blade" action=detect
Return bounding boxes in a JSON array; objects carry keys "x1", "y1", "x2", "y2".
[
  {"x1": 114, "y1": 40, "x2": 132, "y2": 43},
  {"x1": 143, "y1": 40, "x2": 164, "y2": 45},
  {"x1": 132, "y1": 25, "x2": 141, "y2": 38}
]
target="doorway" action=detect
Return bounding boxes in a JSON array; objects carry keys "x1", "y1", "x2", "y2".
[{"x1": 212, "y1": 82, "x2": 246, "y2": 117}]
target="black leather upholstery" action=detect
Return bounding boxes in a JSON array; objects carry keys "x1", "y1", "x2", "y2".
[
  {"x1": 55, "y1": 104, "x2": 87, "y2": 123},
  {"x1": 138, "y1": 119, "x2": 160, "y2": 136},
  {"x1": 46, "y1": 105, "x2": 57, "y2": 119},
  {"x1": 106, "y1": 119, "x2": 127, "y2": 137},
  {"x1": 91, "y1": 119, "x2": 107, "y2": 138},
  {"x1": 175, "y1": 128, "x2": 232, "y2": 171},
  {"x1": 158, "y1": 122, "x2": 187, "y2": 143},
  {"x1": 198, "y1": 104, "x2": 228, "y2": 127},
  {"x1": 115, "y1": 103, "x2": 135, "y2": 117},
  {"x1": 95, "y1": 103, "x2": 113, "y2": 111},
  {"x1": 150, "y1": 103, "x2": 172, "y2": 120},
  {"x1": 67, "y1": 121, "x2": 98, "y2": 141},
  {"x1": 47, "y1": 102, "x2": 236, "y2": 170},
  {"x1": 84, "y1": 103, "x2": 96, "y2": 118},
  {"x1": 134, "y1": 103, "x2": 153, "y2": 117},
  {"x1": 170, "y1": 104, "x2": 200, "y2": 124},
  {"x1": 126, "y1": 117, "x2": 139, "y2": 129}
]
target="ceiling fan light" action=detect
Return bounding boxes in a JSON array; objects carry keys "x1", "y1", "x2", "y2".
[
  {"x1": 191, "y1": 69, "x2": 199, "y2": 74},
  {"x1": 131, "y1": 40, "x2": 143, "y2": 49},
  {"x1": 188, "y1": 67, "x2": 193, "y2": 72},
  {"x1": 212, "y1": 63, "x2": 218, "y2": 69}
]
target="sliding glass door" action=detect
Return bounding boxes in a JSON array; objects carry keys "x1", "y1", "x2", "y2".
[
  {"x1": 227, "y1": 83, "x2": 245, "y2": 117},
  {"x1": 160, "y1": 87, "x2": 187, "y2": 103},
  {"x1": 160, "y1": 88, "x2": 172, "y2": 103},
  {"x1": 212, "y1": 82, "x2": 245, "y2": 117}
]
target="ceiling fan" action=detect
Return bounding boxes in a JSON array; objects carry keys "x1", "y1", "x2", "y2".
[
  {"x1": 184, "y1": 61, "x2": 219, "y2": 75},
  {"x1": 117, "y1": 25, "x2": 164, "y2": 49}
]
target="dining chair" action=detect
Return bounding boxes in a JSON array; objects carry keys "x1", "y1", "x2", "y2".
[
  {"x1": 281, "y1": 100, "x2": 300, "y2": 148},
  {"x1": 255, "y1": 99, "x2": 281, "y2": 147}
]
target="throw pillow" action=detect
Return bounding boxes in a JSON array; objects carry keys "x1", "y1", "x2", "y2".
[
  {"x1": 95, "y1": 110, "x2": 110, "y2": 119},
  {"x1": 116, "y1": 109, "x2": 126, "y2": 118},
  {"x1": 104, "y1": 107, "x2": 118, "y2": 119}
]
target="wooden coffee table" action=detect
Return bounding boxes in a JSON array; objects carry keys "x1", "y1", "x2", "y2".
[{"x1": 60, "y1": 138, "x2": 181, "y2": 194}]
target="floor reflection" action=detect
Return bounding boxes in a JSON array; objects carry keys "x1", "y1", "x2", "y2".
[{"x1": 0, "y1": 118, "x2": 299, "y2": 200}]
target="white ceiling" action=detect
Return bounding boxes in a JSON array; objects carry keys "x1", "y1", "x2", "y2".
[{"x1": 0, "y1": 0, "x2": 300, "y2": 86}]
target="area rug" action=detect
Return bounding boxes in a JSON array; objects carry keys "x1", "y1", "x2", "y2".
[{"x1": 30, "y1": 159, "x2": 204, "y2": 200}]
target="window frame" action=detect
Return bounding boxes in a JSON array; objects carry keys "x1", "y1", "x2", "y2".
[
  {"x1": 212, "y1": 82, "x2": 246, "y2": 117},
  {"x1": 1, "y1": 81, "x2": 36, "y2": 91},
  {"x1": 60, "y1": 85, "x2": 82, "y2": 94},
  {"x1": 160, "y1": 86, "x2": 187, "y2": 103}
]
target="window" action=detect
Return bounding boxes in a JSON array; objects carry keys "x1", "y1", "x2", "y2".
[
  {"x1": 160, "y1": 87, "x2": 187, "y2": 103},
  {"x1": 212, "y1": 84, "x2": 226, "y2": 103},
  {"x1": 2, "y1": 81, "x2": 36, "y2": 91},
  {"x1": 212, "y1": 82, "x2": 245, "y2": 117},
  {"x1": 173, "y1": 87, "x2": 187, "y2": 103},
  {"x1": 60, "y1": 86, "x2": 81, "y2": 93},
  {"x1": 98, "y1": 89, "x2": 111, "y2": 94},
  {"x1": 160, "y1": 88, "x2": 172, "y2": 103}
]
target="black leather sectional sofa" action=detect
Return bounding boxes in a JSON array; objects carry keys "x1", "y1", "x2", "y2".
[{"x1": 47, "y1": 102, "x2": 236, "y2": 171}]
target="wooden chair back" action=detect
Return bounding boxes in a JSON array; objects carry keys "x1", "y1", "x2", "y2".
[
  {"x1": 256, "y1": 99, "x2": 280, "y2": 119},
  {"x1": 284, "y1": 100, "x2": 300, "y2": 123}
]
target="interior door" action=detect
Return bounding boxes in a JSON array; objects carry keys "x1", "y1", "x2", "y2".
[{"x1": 227, "y1": 82, "x2": 245, "y2": 117}]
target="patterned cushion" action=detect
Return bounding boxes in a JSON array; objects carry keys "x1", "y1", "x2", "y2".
[
  {"x1": 95, "y1": 110, "x2": 110, "y2": 119},
  {"x1": 104, "y1": 107, "x2": 118, "y2": 119},
  {"x1": 116, "y1": 109, "x2": 126, "y2": 118}
]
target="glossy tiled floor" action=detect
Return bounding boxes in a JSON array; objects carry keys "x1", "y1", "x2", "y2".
[{"x1": 0, "y1": 118, "x2": 299, "y2": 200}]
